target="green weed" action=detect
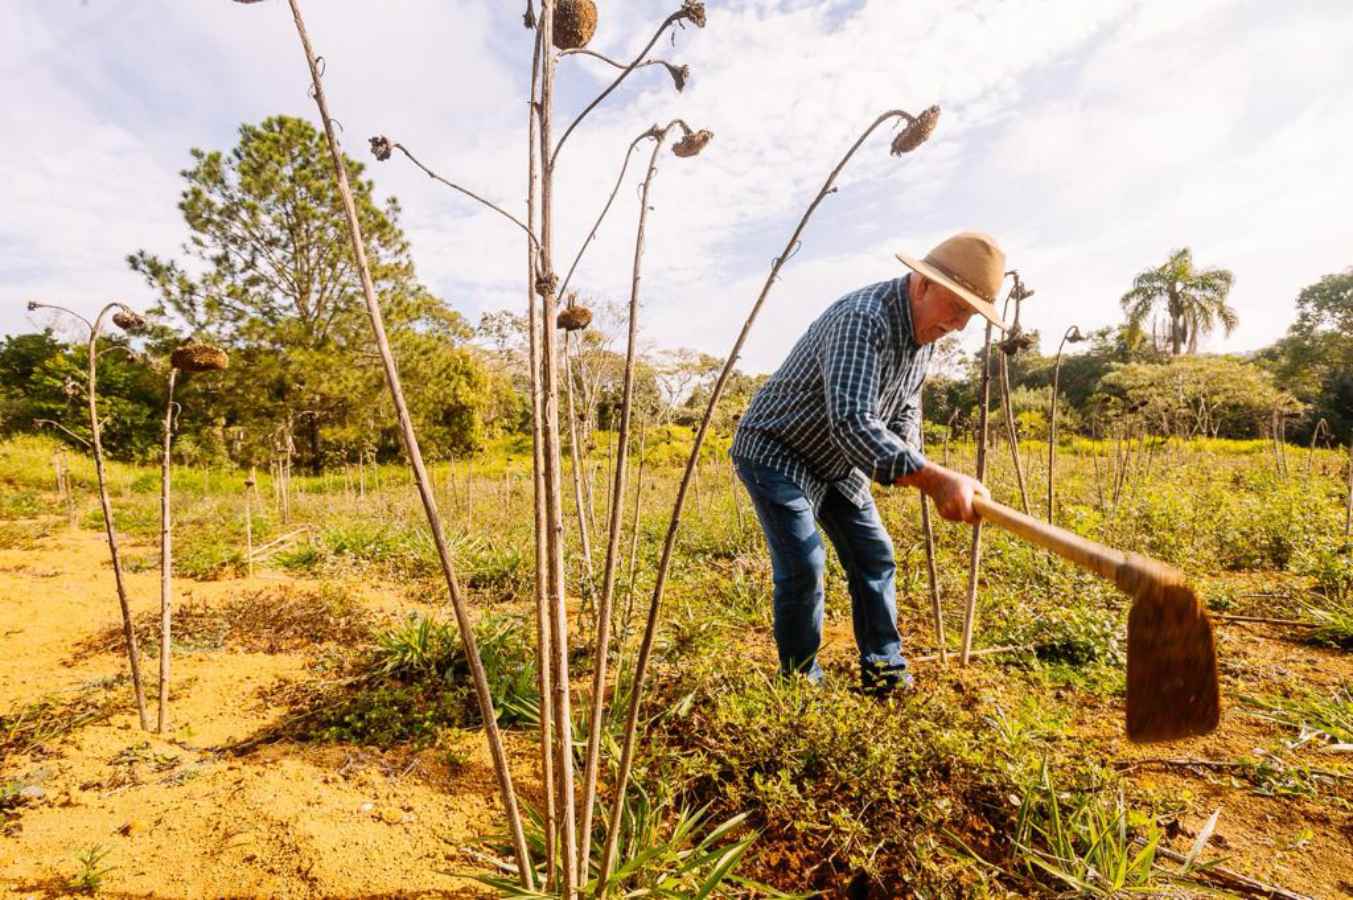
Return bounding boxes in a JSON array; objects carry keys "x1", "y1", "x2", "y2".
[
  {"x1": 1006, "y1": 762, "x2": 1161, "y2": 896},
  {"x1": 67, "y1": 844, "x2": 117, "y2": 895}
]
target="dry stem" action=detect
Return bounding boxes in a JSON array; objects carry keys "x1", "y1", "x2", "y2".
[
  {"x1": 30, "y1": 302, "x2": 152, "y2": 730},
  {"x1": 273, "y1": 0, "x2": 533, "y2": 885},
  {"x1": 961, "y1": 323, "x2": 994, "y2": 665},
  {"x1": 536, "y1": 3, "x2": 579, "y2": 891},
  {"x1": 578, "y1": 122, "x2": 681, "y2": 876},
  {"x1": 525, "y1": 20, "x2": 558, "y2": 880},
  {"x1": 597, "y1": 108, "x2": 931, "y2": 893},
  {"x1": 157, "y1": 369, "x2": 178, "y2": 733},
  {"x1": 551, "y1": 6, "x2": 697, "y2": 169}
]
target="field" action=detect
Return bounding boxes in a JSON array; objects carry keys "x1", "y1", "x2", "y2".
[{"x1": 2, "y1": 432, "x2": 1352, "y2": 898}]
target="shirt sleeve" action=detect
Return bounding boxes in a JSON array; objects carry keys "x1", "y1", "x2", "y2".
[
  {"x1": 818, "y1": 311, "x2": 927, "y2": 485},
  {"x1": 888, "y1": 393, "x2": 923, "y2": 450}
]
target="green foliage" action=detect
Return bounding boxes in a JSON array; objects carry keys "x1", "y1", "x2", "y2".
[
  {"x1": 482, "y1": 791, "x2": 781, "y2": 899},
  {"x1": 313, "y1": 612, "x2": 538, "y2": 747},
  {"x1": 118, "y1": 114, "x2": 490, "y2": 470},
  {"x1": 68, "y1": 844, "x2": 117, "y2": 895},
  {"x1": 0, "y1": 330, "x2": 163, "y2": 461},
  {"x1": 1261, "y1": 269, "x2": 1353, "y2": 440},
  {"x1": 1007, "y1": 762, "x2": 1161, "y2": 895},
  {"x1": 1096, "y1": 355, "x2": 1299, "y2": 440},
  {"x1": 992, "y1": 602, "x2": 1124, "y2": 669},
  {"x1": 1247, "y1": 685, "x2": 1353, "y2": 746},
  {"x1": 1294, "y1": 542, "x2": 1353, "y2": 604}
]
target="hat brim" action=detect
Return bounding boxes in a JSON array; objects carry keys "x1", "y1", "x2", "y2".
[{"x1": 895, "y1": 253, "x2": 1008, "y2": 331}]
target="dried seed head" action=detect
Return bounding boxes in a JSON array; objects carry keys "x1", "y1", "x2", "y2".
[
  {"x1": 171, "y1": 343, "x2": 229, "y2": 373},
  {"x1": 553, "y1": 0, "x2": 598, "y2": 51},
  {"x1": 369, "y1": 136, "x2": 393, "y2": 162},
  {"x1": 681, "y1": 0, "x2": 707, "y2": 28},
  {"x1": 997, "y1": 328, "x2": 1036, "y2": 356},
  {"x1": 666, "y1": 63, "x2": 690, "y2": 92},
  {"x1": 63, "y1": 377, "x2": 81, "y2": 399},
  {"x1": 244, "y1": 476, "x2": 256, "y2": 488},
  {"x1": 672, "y1": 129, "x2": 713, "y2": 158},
  {"x1": 535, "y1": 271, "x2": 559, "y2": 297},
  {"x1": 112, "y1": 310, "x2": 146, "y2": 334},
  {"x1": 891, "y1": 105, "x2": 940, "y2": 155},
  {"x1": 557, "y1": 305, "x2": 593, "y2": 331},
  {"x1": 523, "y1": 1, "x2": 536, "y2": 29},
  {"x1": 1067, "y1": 326, "x2": 1087, "y2": 344},
  {"x1": 26, "y1": 301, "x2": 39, "y2": 312}
]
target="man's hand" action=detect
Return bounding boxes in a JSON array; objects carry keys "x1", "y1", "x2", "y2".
[{"x1": 896, "y1": 462, "x2": 990, "y2": 524}]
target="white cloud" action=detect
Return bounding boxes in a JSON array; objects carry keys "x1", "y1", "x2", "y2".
[{"x1": 3, "y1": 0, "x2": 1351, "y2": 377}]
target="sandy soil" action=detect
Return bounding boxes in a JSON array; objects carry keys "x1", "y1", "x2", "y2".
[
  {"x1": 1, "y1": 529, "x2": 529, "y2": 899},
  {"x1": 5, "y1": 527, "x2": 1353, "y2": 897}
]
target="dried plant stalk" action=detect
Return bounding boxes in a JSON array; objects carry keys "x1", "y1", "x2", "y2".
[
  {"x1": 551, "y1": 3, "x2": 705, "y2": 168},
  {"x1": 271, "y1": 0, "x2": 533, "y2": 885},
  {"x1": 1047, "y1": 325, "x2": 1083, "y2": 524},
  {"x1": 579, "y1": 122, "x2": 684, "y2": 875},
  {"x1": 1345, "y1": 438, "x2": 1352, "y2": 539},
  {"x1": 157, "y1": 369, "x2": 178, "y2": 733},
  {"x1": 961, "y1": 323, "x2": 994, "y2": 665},
  {"x1": 563, "y1": 331, "x2": 597, "y2": 606},
  {"x1": 536, "y1": 3, "x2": 579, "y2": 892},
  {"x1": 917, "y1": 397, "x2": 946, "y2": 665},
  {"x1": 997, "y1": 348, "x2": 1032, "y2": 515},
  {"x1": 244, "y1": 468, "x2": 256, "y2": 579},
  {"x1": 598, "y1": 108, "x2": 936, "y2": 892},
  {"x1": 524, "y1": 21, "x2": 558, "y2": 880},
  {"x1": 28, "y1": 301, "x2": 155, "y2": 730}
]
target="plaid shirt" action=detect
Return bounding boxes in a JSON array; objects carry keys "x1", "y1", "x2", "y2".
[{"x1": 731, "y1": 275, "x2": 932, "y2": 510}]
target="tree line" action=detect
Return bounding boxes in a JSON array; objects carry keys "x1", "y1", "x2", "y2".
[{"x1": 3, "y1": 116, "x2": 1349, "y2": 468}]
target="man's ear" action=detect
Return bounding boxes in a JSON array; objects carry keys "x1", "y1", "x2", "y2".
[{"x1": 911, "y1": 274, "x2": 928, "y2": 301}]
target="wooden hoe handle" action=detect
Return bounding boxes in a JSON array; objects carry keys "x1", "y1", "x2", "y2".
[{"x1": 971, "y1": 494, "x2": 1174, "y2": 590}]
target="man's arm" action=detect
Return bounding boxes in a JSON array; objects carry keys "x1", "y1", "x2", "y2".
[
  {"x1": 896, "y1": 461, "x2": 989, "y2": 524},
  {"x1": 819, "y1": 312, "x2": 926, "y2": 485},
  {"x1": 888, "y1": 394, "x2": 922, "y2": 449}
]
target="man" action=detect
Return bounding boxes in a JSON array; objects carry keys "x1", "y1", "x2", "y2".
[{"x1": 730, "y1": 232, "x2": 1007, "y2": 695}]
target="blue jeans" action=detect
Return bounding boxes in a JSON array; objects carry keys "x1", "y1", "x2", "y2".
[{"x1": 733, "y1": 456, "x2": 910, "y2": 693}]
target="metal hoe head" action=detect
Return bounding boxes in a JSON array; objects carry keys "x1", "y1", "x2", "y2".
[{"x1": 1118, "y1": 555, "x2": 1220, "y2": 743}]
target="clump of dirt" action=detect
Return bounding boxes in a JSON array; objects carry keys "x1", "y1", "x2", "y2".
[{"x1": 71, "y1": 583, "x2": 379, "y2": 661}]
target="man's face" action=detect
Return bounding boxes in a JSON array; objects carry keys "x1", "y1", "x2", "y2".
[{"x1": 910, "y1": 276, "x2": 976, "y2": 345}]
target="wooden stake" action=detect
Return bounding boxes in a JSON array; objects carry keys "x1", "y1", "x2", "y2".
[
  {"x1": 578, "y1": 125, "x2": 677, "y2": 877},
  {"x1": 157, "y1": 369, "x2": 178, "y2": 733},
  {"x1": 536, "y1": 4, "x2": 579, "y2": 890},
  {"x1": 524, "y1": 20, "x2": 557, "y2": 882},
  {"x1": 563, "y1": 331, "x2": 596, "y2": 603},
  {"x1": 1345, "y1": 437, "x2": 1352, "y2": 539},
  {"x1": 961, "y1": 323, "x2": 994, "y2": 666},
  {"x1": 245, "y1": 467, "x2": 256, "y2": 579}
]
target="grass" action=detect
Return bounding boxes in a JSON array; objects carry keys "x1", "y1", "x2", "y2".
[
  {"x1": 68, "y1": 844, "x2": 116, "y2": 895},
  {"x1": 249, "y1": 611, "x2": 541, "y2": 749},
  {"x1": 3, "y1": 432, "x2": 1352, "y2": 895},
  {"x1": 480, "y1": 791, "x2": 788, "y2": 899}
]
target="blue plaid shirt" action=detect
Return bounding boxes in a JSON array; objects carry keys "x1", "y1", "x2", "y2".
[{"x1": 731, "y1": 275, "x2": 932, "y2": 510}]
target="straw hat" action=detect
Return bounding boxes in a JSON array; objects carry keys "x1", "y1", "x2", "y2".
[{"x1": 896, "y1": 232, "x2": 1008, "y2": 330}]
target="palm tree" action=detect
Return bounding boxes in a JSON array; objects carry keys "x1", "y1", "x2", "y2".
[{"x1": 1121, "y1": 248, "x2": 1237, "y2": 355}]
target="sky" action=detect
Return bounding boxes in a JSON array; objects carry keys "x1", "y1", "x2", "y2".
[{"x1": 3, "y1": 0, "x2": 1352, "y2": 373}]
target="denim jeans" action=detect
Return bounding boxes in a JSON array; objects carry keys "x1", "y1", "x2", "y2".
[{"x1": 733, "y1": 455, "x2": 910, "y2": 693}]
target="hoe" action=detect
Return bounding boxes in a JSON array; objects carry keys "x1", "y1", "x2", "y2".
[{"x1": 974, "y1": 496, "x2": 1220, "y2": 743}]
